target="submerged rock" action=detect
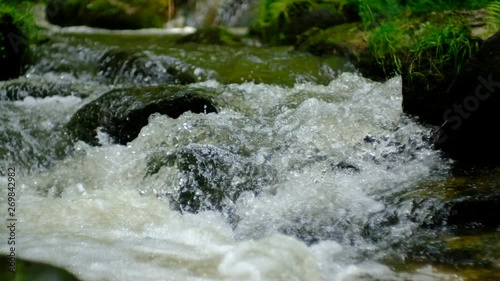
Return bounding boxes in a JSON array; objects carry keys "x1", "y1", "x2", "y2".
[
  {"x1": 433, "y1": 31, "x2": 500, "y2": 164},
  {"x1": 66, "y1": 85, "x2": 218, "y2": 145},
  {"x1": 45, "y1": 0, "x2": 168, "y2": 29},
  {"x1": 146, "y1": 144, "x2": 277, "y2": 214}
]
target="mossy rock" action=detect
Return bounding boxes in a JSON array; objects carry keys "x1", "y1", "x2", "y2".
[
  {"x1": 97, "y1": 48, "x2": 197, "y2": 85},
  {"x1": 146, "y1": 143, "x2": 277, "y2": 214},
  {"x1": 295, "y1": 23, "x2": 367, "y2": 56},
  {"x1": 378, "y1": 167, "x2": 500, "y2": 279},
  {"x1": 175, "y1": 27, "x2": 243, "y2": 46},
  {"x1": 0, "y1": 256, "x2": 80, "y2": 281},
  {"x1": 295, "y1": 23, "x2": 389, "y2": 80},
  {"x1": 250, "y1": 0, "x2": 359, "y2": 45},
  {"x1": 66, "y1": 85, "x2": 218, "y2": 146},
  {"x1": 362, "y1": 163, "x2": 500, "y2": 249},
  {"x1": 45, "y1": 0, "x2": 168, "y2": 30},
  {"x1": 0, "y1": 10, "x2": 30, "y2": 81}
]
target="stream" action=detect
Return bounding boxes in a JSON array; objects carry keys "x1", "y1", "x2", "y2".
[{"x1": 1, "y1": 20, "x2": 499, "y2": 281}]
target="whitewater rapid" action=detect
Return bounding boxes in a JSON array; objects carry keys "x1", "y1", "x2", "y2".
[{"x1": 1, "y1": 74, "x2": 460, "y2": 281}]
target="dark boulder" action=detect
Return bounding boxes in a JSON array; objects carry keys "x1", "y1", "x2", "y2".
[
  {"x1": 433, "y1": 31, "x2": 500, "y2": 163},
  {"x1": 66, "y1": 85, "x2": 218, "y2": 146}
]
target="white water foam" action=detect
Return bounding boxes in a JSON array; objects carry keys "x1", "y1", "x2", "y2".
[{"x1": 1, "y1": 73, "x2": 455, "y2": 280}]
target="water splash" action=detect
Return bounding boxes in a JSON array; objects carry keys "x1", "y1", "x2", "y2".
[{"x1": 0, "y1": 73, "x2": 458, "y2": 280}]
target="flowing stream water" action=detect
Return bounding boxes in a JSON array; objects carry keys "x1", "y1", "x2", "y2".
[{"x1": 1, "y1": 17, "x2": 499, "y2": 281}]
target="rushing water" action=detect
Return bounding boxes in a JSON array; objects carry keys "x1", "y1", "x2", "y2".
[{"x1": 1, "y1": 24, "x2": 499, "y2": 281}]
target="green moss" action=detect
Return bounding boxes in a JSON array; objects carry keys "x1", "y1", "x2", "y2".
[
  {"x1": 254, "y1": 0, "x2": 494, "y2": 82},
  {"x1": 367, "y1": 21, "x2": 409, "y2": 76},
  {"x1": 407, "y1": 20, "x2": 480, "y2": 81},
  {"x1": 357, "y1": 0, "x2": 495, "y2": 29}
]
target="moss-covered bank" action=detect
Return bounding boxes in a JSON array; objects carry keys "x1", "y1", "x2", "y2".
[
  {"x1": 251, "y1": 0, "x2": 499, "y2": 81},
  {"x1": 0, "y1": 256, "x2": 80, "y2": 281}
]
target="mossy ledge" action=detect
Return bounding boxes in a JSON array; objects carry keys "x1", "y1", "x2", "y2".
[
  {"x1": 66, "y1": 85, "x2": 219, "y2": 146},
  {"x1": 45, "y1": 0, "x2": 169, "y2": 29},
  {"x1": 251, "y1": 1, "x2": 498, "y2": 84}
]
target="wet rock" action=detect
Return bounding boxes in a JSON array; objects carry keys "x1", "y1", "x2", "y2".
[
  {"x1": 0, "y1": 12, "x2": 30, "y2": 81},
  {"x1": 0, "y1": 77, "x2": 94, "y2": 101},
  {"x1": 433, "y1": 31, "x2": 500, "y2": 164},
  {"x1": 363, "y1": 170, "x2": 500, "y2": 246},
  {"x1": 45, "y1": 0, "x2": 168, "y2": 29},
  {"x1": 66, "y1": 85, "x2": 218, "y2": 146},
  {"x1": 363, "y1": 197, "x2": 448, "y2": 244},
  {"x1": 97, "y1": 49, "x2": 197, "y2": 85},
  {"x1": 146, "y1": 144, "x2": 277, "y2": 213}
]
